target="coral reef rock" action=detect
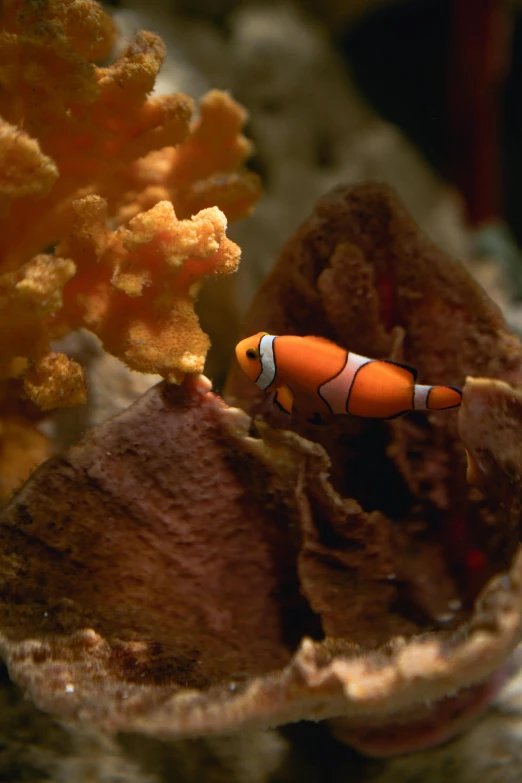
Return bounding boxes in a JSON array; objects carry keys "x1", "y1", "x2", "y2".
[{"x1": 0, "y1": 362, "x2": 521, "y2": 751}]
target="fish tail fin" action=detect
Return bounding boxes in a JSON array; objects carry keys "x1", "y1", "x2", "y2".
[{"x1": 413, "y1": 384, "x2": 462, "y2": 411}]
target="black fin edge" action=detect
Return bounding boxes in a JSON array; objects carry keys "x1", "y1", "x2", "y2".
[{"x1": 382, "y1": 358, "x2": 418, "y2": 381}]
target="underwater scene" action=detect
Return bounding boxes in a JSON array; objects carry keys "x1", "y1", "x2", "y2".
[{"x1": 2, "y1": 0, "x2": 522, "y2": 781}]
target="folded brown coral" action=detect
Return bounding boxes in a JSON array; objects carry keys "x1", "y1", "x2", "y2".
[
  {"x1": 226, "y1": 183, "x2": 522, "y2": 625},
  {"x1": 0, "y1": 373, "x2": 521, "y2": 752},
  {"x1": 0, "y1": 378, "x2": 314, "y2": 683},
  {"x1": 0, "y1": 184, "x2": 521, "y2": 755}
]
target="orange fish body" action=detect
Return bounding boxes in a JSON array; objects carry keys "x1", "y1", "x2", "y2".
[{"x1": 235, "y1": 333, "x2": 462, "y2": 419}]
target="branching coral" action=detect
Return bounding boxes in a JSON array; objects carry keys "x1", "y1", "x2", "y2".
[
  {"x1": 0, "y1": 0, "x2": 260, "y2": 495},
  {"x1": 1, "y1": 185, "x2": 522, "y2": 757},
  {"x1": 0, "y1": 120, "x2": 58, "y2": 217},
  {"x1": 1, "y1": 197, "x2": 240, "y2": 402},
  {"x1": 111, "y1": 89, "x2": 262, "y2": 225},
  {"x1": 56, "y1": 196, "x2": 241, "y2": 382}
]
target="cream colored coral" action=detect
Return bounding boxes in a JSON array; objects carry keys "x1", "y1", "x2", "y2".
[
  {"x1": 0, "y1": 0, "x2": 259, "y2": 496},
  {"x1": 53, "y1": 197, "x2": 241, "y2": 383},
  {"x1": 0, "y1": 120, "x2": 57, "y2": 216}
]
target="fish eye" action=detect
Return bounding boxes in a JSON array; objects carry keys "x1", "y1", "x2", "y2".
[{"x1": 246, "y1": 348, "x2": 258, "y2": 360}]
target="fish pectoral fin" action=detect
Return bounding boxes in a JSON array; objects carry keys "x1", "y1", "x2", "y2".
[
  {"x1": 274, "y1": 385, "x2": 294, "y2": 414},
  {"x1": 306, "y1": 411, "x2": 324, "y2": 425}
]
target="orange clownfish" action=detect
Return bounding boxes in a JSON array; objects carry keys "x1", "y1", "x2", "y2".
[{"x1": 235, "y1": 332, "x2": 462, "y2": 420}]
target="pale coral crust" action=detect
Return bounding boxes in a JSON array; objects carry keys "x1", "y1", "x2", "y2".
[{"x1": 0, "y1": 377, "x2": 521, "y2": 741}]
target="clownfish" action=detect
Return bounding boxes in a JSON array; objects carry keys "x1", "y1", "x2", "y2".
[{"x1": 235, "y1": 332, "x2": 462, "y2": 420}]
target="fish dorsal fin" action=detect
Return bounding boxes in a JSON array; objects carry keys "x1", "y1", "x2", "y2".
[
  {"x1": 304, "y1": 335, "x2": 337, "y2": 347},
  {"x1": 382, "y1": 359, "x2": 418, "y2": 381},
  {"x1": 274, "y1": 385, "x2": 294, "y2": 414}
]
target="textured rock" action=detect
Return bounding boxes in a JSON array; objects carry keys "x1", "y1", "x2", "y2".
[
  {"x1": 2, "y1": 3, "x2": 522, "y2": 778},
  {"x1": 3, "y1": 655, "x2": 522, "y2": 782},
  {"x1": 0, "y1": 378, "x2": 315, "y2": 685},
  {"x1": 226, "y1": 183, "x2": 522, "y2": 619},
  {"x1": 0, "y1": 368, "x2": 521, "y2": 750}
]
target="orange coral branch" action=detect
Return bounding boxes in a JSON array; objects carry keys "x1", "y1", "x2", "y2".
[
  {"x1": 0, "y1": 3, "x2": 257, "y2": 374},
  {"x1": 0, "y1": 120, "x2": 58, "y2": 217},
  {"x1": 0, "y1": 253, "x2": 76, "y2": 377},
  {"x1": 0, "y1": 0, "x2": 117, "y2": 64},
  {"x1": 55, "y1": 196, "x2": 241, "y2": 383},
  {"x1": 0, "y1": 16, "x2": 260, "y2": 270},
  {"x1": 0, "y1": 24, "x2": 194, "y2": 268},
  {"x1": 0, "y1": 0, "x2": 259, "y2": 496},
  {"x1": 0, "y1": 196, "x2": 240, "y2": 401},
  {"x1": 109, "y1": 90, "x2": 262, "y2": 225}
]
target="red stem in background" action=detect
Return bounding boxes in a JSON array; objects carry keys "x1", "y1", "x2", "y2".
[{"x1": 448, "y1": 0, "x2": 511, "y2": 225}]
